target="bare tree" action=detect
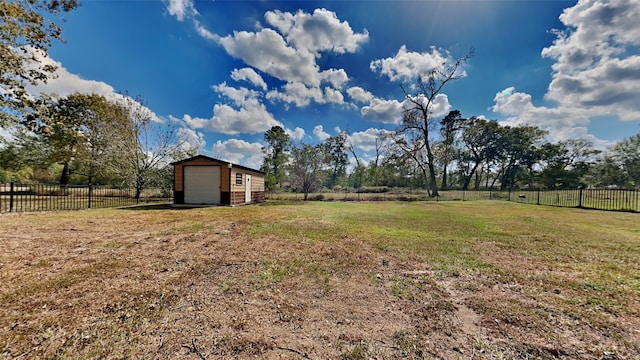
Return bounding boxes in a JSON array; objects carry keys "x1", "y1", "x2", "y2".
[
  {"x1": 113, "y1": 95, "x2": 195, "y2": 200},
  {"x1": 395, "y1": 50, "x2": 473, "y2": 196},
  {"x1": 289, "y1": 143, "x2": 324, "y2": 200}
]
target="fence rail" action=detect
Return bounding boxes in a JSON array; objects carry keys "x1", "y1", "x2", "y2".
[
  {"x1": 0, "y1": 183, "x2": 169, "y2": 214},
  {"x1": 267, "y1": 188, "x2": 640, "y2": 213},
  {"x1": 2, "y1": 183, "x2": 638, "y2": 214}
]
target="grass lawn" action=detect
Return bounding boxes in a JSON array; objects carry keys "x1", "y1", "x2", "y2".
[{"x1": 1, "y1": 201, "x2": 638, "y2": 359}]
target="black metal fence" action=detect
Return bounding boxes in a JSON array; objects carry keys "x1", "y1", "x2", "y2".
[
  {"x1": 3, "y1": 183, "x2": 638, "y2": 214},
  {"x1": 266, "y1": 188, "x2": 640, "y2": 213},
  {"x1": 0, "y1": 183, "x2": 169, "y2": 214},
  {"x1": 508, "y1": 188, "x2": 640, "y2": 212}
]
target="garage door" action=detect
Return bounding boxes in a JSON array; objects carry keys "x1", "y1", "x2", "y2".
[{"x1": 184, "y1": 166, "x2": 221, "y2": 204}]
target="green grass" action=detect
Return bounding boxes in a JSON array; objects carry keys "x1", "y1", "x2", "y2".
[{"x1": 2, "y1": 200, "x2": 639, "y2": 358}]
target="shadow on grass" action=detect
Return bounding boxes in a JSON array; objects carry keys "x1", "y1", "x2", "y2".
[{"x1": 119, "y1": 203, "x2": 175, "y2": 211}]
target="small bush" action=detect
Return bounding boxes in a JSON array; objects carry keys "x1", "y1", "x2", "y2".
[{"x1": 357, "y1": 186, "x2": 389, "y2": 193}]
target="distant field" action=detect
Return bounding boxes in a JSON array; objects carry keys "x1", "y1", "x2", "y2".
[{"x1": 1, "y1": 201, "x2": 638, "y2": 359}]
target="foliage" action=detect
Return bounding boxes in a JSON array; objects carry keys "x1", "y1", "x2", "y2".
[
  {"x1": 394, "y1": 50, "x2": 473, "y2": 197},
  {"x1": 288, "y1": 143, "x2": 324, "y2": 200},
  {"x1": 261, "y1": 125, "x2": 290, "y2": 190},
  {"x1": 323, "y1": 131, "x2": 349, "y2": 188},
  {"x1": 110, "y1": 94, "x2": 195, "y2": 199},
  {"x1": 0, "y1": 0, "x2": 79, "y2": 125},
  {"x1": 588, "y1": 133, "x2": 640, "y2": 188}
]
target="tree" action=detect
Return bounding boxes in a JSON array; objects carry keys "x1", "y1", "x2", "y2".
[
  {"x1": 590, "y1": 133, "x2": 640, "y2": 188},
  {"x1": 25, "y1": 93, "x2": 130, "y2": 186},
  {"x1": 261, "y1": 125, "x2": 290, "y2": 190},
  {"x1": 492, "y1": 125, "x2": 547, "y2": 189},
  {"x1": 1, "y1": 0, "x2": 79, "y2": 125},
  {"x1": 458, "y1": 118, "x2": 501, "y2": 189},
  {"x1": 537, "y1": 139, "x2": 599, "y2": 189},
  {"x1": 289, "y1": 143, "x2": 324, "y2": 200},
  {"x1": 60, "y1": 93, "x2": 130, "y2": 185},
  {"x1": 439, "y1": 109, "x2": 465, "y2": 189},
  {"x1": 395, "y1": 50, "x2": 473, "y2": 197},
  {"x1": 111, "y1": 95, "x2": 195, "y2": 200},
  {"x1": 323, "y1": 131, "x2": 349, "y2": 189}
]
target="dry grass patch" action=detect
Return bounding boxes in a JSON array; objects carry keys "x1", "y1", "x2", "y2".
[{"x1": 1, "y1": 201, "x2": 638, "y2": 359}]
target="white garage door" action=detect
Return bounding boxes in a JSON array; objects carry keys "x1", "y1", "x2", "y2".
[{"x1": 184, "y1": 166, "x2": 221, "y2": 204}]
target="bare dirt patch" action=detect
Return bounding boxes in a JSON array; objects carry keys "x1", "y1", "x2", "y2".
[{"x1": 1, "y1": 203, "x2": 638, "y2": 359}]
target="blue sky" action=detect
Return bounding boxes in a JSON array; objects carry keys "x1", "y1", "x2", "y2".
[{"x1": 28, "y1": 0, "x2": 640, "y2": 169}]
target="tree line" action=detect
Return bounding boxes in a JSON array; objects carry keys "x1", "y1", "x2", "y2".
[
  {"x1": 262, "y1": 49, "x2": 638, "y2": 199},
  {"x1": 1, "y1": 1, "x2": 196, "y2": 198},
  {"x1": 3, "y1": 1, "x2": 638, "y2": 201},
  {"x1": 262, "y1": 120, "x2": 639, "y2": 200}
]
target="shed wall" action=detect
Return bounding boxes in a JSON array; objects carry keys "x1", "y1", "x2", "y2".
[{"x1": 173, "y1": 157, "x2": 264, "y2": 205}]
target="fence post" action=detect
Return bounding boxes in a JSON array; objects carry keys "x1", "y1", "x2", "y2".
[
  {"x1": 578, "y1": 187, "x2": 583, "y2": 208},
  {"x1": 88, "y1": 184, "x2": 93, "y2": 209},
  {"x1": 9, "y1": 182, "x2": 14, "y2": 213},
  {"x1": 537, "y1": 189, "x2": 540, "y2": 205}
]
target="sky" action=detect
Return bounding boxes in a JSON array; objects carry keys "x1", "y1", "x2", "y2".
[{"x1": 24, "y1": 0, "x2": 640, "y2": 169}]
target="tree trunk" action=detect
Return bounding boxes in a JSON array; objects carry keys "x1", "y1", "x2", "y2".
[
  {"x1": 59, "y1": 161, "x2": 70, "y2": 189},
  {"x1": 441, "y1": 163, "x2": 448, "y2": 190}
]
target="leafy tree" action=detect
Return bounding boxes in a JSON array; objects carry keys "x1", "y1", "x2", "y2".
[
  {"x1": 537, "y1": 139, "x2": 598, "y2": 189},
  {"x1": 395, "y1": 50, "x2": 473, "y2": 196},
  {"x1": 458, "y1": 118, "x2": 502, "y2": 189},
  {"x1": 611, "y1": 133, "x2": 640, "y2": 188},
  {"x1": 323, "y1": 131, "x2": 349, "y2": 189},
  {"x1": 25, "y1": 93, "x2": 130, "y2": 186},
  {"x1": 492, "y1": 125, "x2": 547, "y2": 189},
  {"x1": 261, "y1": 125, "x2": 290, "y2": 190},
  {"x1": 1, "y1": 0, "x2": 79, "y2": 125},
  {"x1": 289, "y1": 143, "x2": 324, "y2": 200},
  {"x1": 439, "y1": 110, "x2": 465, "y2": 189},
  {"x1": 589, "y1": 133, "x2": 640, "y2": 188}
]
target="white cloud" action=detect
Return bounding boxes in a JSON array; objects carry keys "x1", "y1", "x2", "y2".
[
  {"x1": 266, "y1": 82, "x2": 345, "y2": 107},
  {"x1": 360, "y1": 98, "x2": 405, "y2": 124},
  {"x1": 313, "y1": 125, "x2": 330, "y2": 140},
  {"x1": 211, "y1": 82, "x2": 261, "y2": 106},
  {"x1": 231, "y1": 68, "x2": 268, "y2": 91},
  {"x1": 176, "y1": 127, "x2": 206, "y2": 152},
  {"x1": 286, "y1": 127, "x2": 305, "y2": 141},
  {"x1": 211, "y1": 138, "x2": 264, "y2": 169},
  {"x1": 406, "y1": 93, "x2": 451, "y2": 118},
  {"x1": 219, "y1": 29, "x2": 322, "y2": 86},
  {"x1": 25, "y1": 49, "x2": 116, "y2": 99},
  {"x1": 370, "y1": 45, "x2": 453, "y2": 82},
  {"x1": 492, "y1": 87, "x2": 609, "y2": 147},
  {"x1": 180, "y1": 83, "x2": 281, "y2": 135},
  {"x1": 347, "y1": 86, "x2": 375, "y2": 103},
  {"x1": 541, "y1": 0, "x2": 640, "y2": 121},
  {"x1": 163, "y1": 0, "x2": 198, "y2": 22},
  {"x1": 23, "y1": 49, "x2": 162, "y2": 122},
  {"x1": 194, "y1": 20, "x2": 219, "y2": 42},
  {"x1": 266, "y1": 82, "x2": 324, "y2": 107},
  {"x1": 264, "y1": 8, "x2": 369, "y2": 56},
  {"x1": 323, "y1": 86, "x2": 345, "y2": 104},
  {"x1": 183, "y1": 98, "x2": 281, "y2": 135},
  {"x1": 348, "y1": 128, "x2": 393, "y2": 152},
  {"x1": 321, "y1": 68, "x2": 349, "y2": 89}
]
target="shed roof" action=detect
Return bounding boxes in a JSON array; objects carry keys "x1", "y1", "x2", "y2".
[{"x1": 171, "y1": 154, "x2": 265, "y2": 175}]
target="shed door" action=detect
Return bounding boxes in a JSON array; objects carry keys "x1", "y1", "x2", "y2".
[
  {"x1": 245, "y1": 175, "x2": 252, "y2": 203},
  {"x1": 184, "y1": 166, "x2": 221, "y2": 204}
]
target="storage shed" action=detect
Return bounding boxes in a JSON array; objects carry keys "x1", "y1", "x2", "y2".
[{"x1": 172, "y1": 155, "x2": 265, "y2": 206}]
